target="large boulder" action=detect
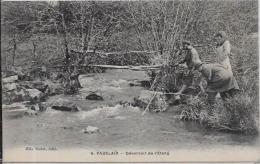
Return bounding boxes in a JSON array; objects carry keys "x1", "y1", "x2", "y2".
[
  {"x1": 3, "y1": 87, "x2": 45, "y2": 104},
  {"x1": 129, "y1": 80, "x2": 151, "y2": 88},
  {"x1": 20, "y1": 81, "x2": 49, "y2": 93},
  {"x1": 3, "y1": 89, "x2": 27, "y2": 104},
  {"x1": 134, "y1": 90, "x2": 168, "y2": 112},
  {"x1": 85, "y1": 92, "x2": 104, "y2": 101},
  {"x1": 2, "y1": 75, "x2": 18, "y2": 83},
  {"x1": 30, "y1": 102, "x2": 47, "y2": 112},
  {"x1": 3, "y1": 83, "x2": 17, "y2": 92},
  {"x1": 45, "y1": 84, "x2": 64, "y2": 96},
  {"x1": 50, "y1": 98, "x2": 81, "y2": 112},
  {"x1": 2, "y1": 102, "x2": 46, "y2": 117},
  {"x1": 3, "y1": 66, "x2": 30, "y2": 81},
  {"x1": 24, "y1": 110, "x2": 38, "y2": 116},
  {"x1": 24, "y1": 88, "x2": 45, "y2": 103}
]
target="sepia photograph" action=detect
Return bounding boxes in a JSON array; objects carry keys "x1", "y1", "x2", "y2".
[{"x1": 1, "y1": 0, "x2": 260, "y2": 162}]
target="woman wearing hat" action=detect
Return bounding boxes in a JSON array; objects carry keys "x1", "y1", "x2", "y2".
[
  {"x1": 214, "y1": 31, "x2": 239, "y2": 91},
  {"x1": 214, "y1": 31, "x2": 233, "y2": 73}
]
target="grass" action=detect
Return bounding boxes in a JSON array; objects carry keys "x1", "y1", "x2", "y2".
[{"x1": 178, "y1": 92, "x2": 259, "y2": 134}]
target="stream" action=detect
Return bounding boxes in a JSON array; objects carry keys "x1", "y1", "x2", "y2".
[{"x1": 3, "y1": 69, "x2": 260, "y2": 151}]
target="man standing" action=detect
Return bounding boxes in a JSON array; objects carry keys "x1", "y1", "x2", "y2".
[
  {"x1": 194, "y1": 62, "x2": 239, "y2": 104},
  {"x1": 175, "y1": 40, "x2": 204, "y2": 95}
]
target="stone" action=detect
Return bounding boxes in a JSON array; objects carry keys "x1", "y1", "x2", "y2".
[
  {"x1": 3, "y1": 83, "x2": 17, "y2": 91},
  {"x1": 134, "y1": 90, "x2": 168, "y2": 112},
  {"x1": 129, "y1": 80, "x2": 150, "y2": 88},
  {"x1": 30, "y1": 104, "x2": 40, "y2": 111},
  {"x1": 24, "y1": 88, "x2": 45, "y2": 103},
  {"x1": 129, "y1": 80, "x2": 141, "y2": 87},
  {"x1": 86, "y1": 93, "x2": 104, "y2": 101},
  {"x1": 3, "y1": 89, "x2": 26, "y2": 103},
  {"x1": 140, "y1": 80, "x2": 151, "y2": 88},
  {"x1": 3, "y1": 85, "x2": 46, "y2": 104},
  {"x1": 81, "y1": 126, "x2": 99, "y2": 134},
  {"x1": 24, "y1": 110, "x2": 38, "y2": 116},
  {"x1": 31, "y1": 82, "x2": 49, "y2": 93},
  {"x1": 30, "y1": 102, "x2": 47, "y2": 112},
  {"x1": 51, "y1": 98, "x2": 80, "y2": 112},
  {"x1": 45, "y1": 82, "x2": 63, "y2": 96},
  {"x1": 2, "y1": 75, "x2": 18, "y2": 83}
]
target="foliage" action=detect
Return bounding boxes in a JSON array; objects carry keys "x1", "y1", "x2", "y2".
[
  {"x1": 179, "y1": 92, "x2": 259, "y2": 134},
  {"x1": 1, "y1": 1, "x2": 258, "y2": 132}
]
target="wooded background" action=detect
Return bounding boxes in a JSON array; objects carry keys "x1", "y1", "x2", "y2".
[
  {"x1": 1, "y1": 1, "x2": 258, "y2": 91},
  {"x1": 1, "y1": 0, "x2": 258, "y2": 133}
]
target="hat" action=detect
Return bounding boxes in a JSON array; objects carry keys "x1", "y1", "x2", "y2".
[
  {"x1": 182, "y1": 40, "x2": 192, "y2": 45},
  {"x1": 215, "y1": 31, "x2": 227, "y2": 38}
]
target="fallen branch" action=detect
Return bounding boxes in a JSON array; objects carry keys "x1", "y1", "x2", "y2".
[
  {"x1": 142, "y1": 91, "x2": 158, "y2": 116},
  {"x1": 91, "y1": 64, "x2": 162, "y2": 71},
  {"x1": 216, "y1": 125, "x2": 240, "y2": 132},
  {"x1": 156, "y1": 91, "x2": 188, "y2": 96}
]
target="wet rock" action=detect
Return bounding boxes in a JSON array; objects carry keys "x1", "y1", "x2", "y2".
[
  {"x1": 3, "y1": 89, "x2": 26, "y2": 103},
  {"x1": 129, "y1": 80, "x2": 141, "y2": 87},
  {"x1": 119, "y1": 100, "x2": 133, "y2": 107},
  {"x1": 3, "y1": 85, "x2": 45, "y2": 104},
  {"x1": 20, "y1": 80, "x2": 63, "y2": 96},
  {"x1": 86, "y1": 92, "x2": 104, "y2": 101},
  {"x1": 3, "y1": 75, "x2": 18, "y2": 83},
  {"x1": 140, "y1": 80, "x2": 151, "y2": 88},
  {"x1": 30, "y1": 104, "x2": 40, "y2": 111},
  {"x1": 18, "y1": 73, "x2": 30, "y2": 81},
  {"x1": 24, "y1": 88, "x2": 45, "y2": 103},
  {"x1": 3, "y1": 83, "x2": 17, "y2": 91},
  {"x1": 20, "y1": 81, "x2": 48, "y2": 92},
  {"x1": 30, "y1": 102, "x2": 47, "y2": 112},
  {"x1": 134, "y1": 90, "x2": 168, "y2": 112},
  {"x1": 45, "y1": 82, "x2": 63, "y2": 96},
  {"x1": 51, "y1": 98, "x2": 80, "y2": 112},
  {"x1": 81, "y1": 126, "x2": 99, "y2": 134},
  {"x1": 24, "y1": 110, "x2": 38, "y2": 116},
  {"x1": 129, "y1": 80, "x2": 150, "y2": 88}
]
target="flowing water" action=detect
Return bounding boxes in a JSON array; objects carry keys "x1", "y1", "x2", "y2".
[{"x1": 2, "y1": 69, "x2": 260, "y2": 151}]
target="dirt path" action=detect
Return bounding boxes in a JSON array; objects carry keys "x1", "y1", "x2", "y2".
[{"x1": 2, "y1": 69, "x2": 259, "y2": 150}]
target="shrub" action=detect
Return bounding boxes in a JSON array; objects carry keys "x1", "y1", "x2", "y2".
[
  {"x1": 222, "y1": 93, "x2": 259, "y2": 133},
  {"x1": 178, "y1": 92, "x2": 259, "y2": 134}
]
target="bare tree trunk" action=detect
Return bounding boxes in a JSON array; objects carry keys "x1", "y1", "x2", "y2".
[
  {"x1": 80, "y1": 4, "x2": 87, "y2": 53},
  {"x1": 32, "y1": 41, "x2": 37, "y2": 59},
  {"x1": 12, "y1": 35, "x2": 16, "y2": 66},
  {"x1": 61, "y1": 13, "x2": 70, "y2": 65},
  {"x1": 83, "y1": 2, "x2": 95, "y2": 52}
]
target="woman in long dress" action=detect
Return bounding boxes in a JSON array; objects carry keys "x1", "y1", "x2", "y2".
[
  {"x1": 214, "y1": 31, "x2": 233, "y2": 72},
  {"x1": 213, "y1": 31, "x2": 240, "y2": 97}
]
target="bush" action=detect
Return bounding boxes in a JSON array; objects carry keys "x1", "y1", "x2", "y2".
[
  {"x1": 222, "y1": 93, "x2": 259, "y2": 133},
  {"x1": 179, "y1": 92, "x2": 259, "y2": 134}
]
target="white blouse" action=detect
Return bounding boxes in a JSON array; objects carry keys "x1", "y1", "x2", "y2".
[{"x1": 215, "y1": 40, "x2": 233, "y2": 73}]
